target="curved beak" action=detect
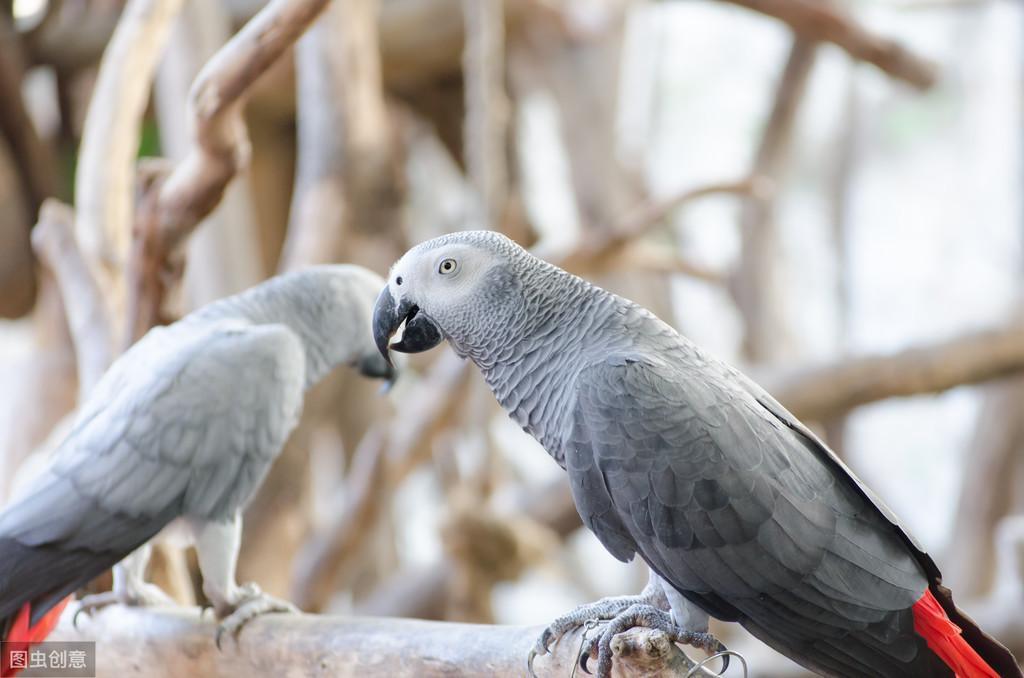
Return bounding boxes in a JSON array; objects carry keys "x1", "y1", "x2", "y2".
[{"x1": 372, "y1": 286, "x2": 443, "y2": 367}]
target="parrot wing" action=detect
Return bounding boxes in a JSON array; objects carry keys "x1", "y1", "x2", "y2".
[
  {"x1": 0, "y1": 321, "x2": 306, "y2": 627},
  {"x1": 565, "y1": 351, "x2": 960, "y2": 677}
]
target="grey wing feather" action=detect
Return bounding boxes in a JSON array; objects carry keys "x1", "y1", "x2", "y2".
[
  {"x1": 565, "y1": 352, "x2": 947, "y2": 677},
  {"x1": 0, "y1": 321, "x2": 306, "y2": 625}
]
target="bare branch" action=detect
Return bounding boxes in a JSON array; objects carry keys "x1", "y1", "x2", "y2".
[
  {"x1": 127, "y1": 0, "x2": 333, "y2": 340},
  {"x1": 941, "y1": 378, "x2": 1024, "y2": 596},
  {"x1": 717, "y1": 0, "x2": 938, "y2": 89},
  {"x1": 54, "y1": 606, "x2": 717, "y2": 677},
  {"x1": 155, "y1": 0, "x2": 264, "y2": 307},
  {"x1": 733, "y1": 37, "x2": 817, "y2": 363},
  {"x1": 0, "y1": 13, "x2": 56, "y2": 220},
  {"x1": 30, "y1": 199, "x2": 113, "y2": 395},
  {"x1": 764, "y1": 322, "x2": 1024, "y2": 422},
  {"x1": 74, "y1": 0, "x2": 185, "y2": 283},
  {"x1": 558, "y1": 178, "x2": 766, "y2": 277},
  {"x1": 462, "y1": 0, "x2": 509, "y2": 229}
]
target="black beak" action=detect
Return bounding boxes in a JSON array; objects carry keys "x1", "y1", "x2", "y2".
[{"x1": 372, "y1": 286, "x2": 444, "y2": 367}]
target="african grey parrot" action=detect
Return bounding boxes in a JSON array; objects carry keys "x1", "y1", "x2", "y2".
[
  {"x1": 372, "y1": 231, "x2": 1021, "y2": 678},
  {"x1": 0, "y1": 265, "x2": 393, "y2": 649}
]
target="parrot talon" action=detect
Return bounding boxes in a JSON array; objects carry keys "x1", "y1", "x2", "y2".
[
  {"x1": 212, "y1": 585, "x2": 298, "y2": 649},
  {"x1": 526, "y1": 648, "x2": 539, "y2": 678}
]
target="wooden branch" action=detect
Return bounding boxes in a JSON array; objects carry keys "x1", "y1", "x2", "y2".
[
  {"x1": 941, "y1": 377, "x2": 1024, "y2": 596},
  {"x1": 558, "y1": 178, "x2": 766, "y2": 277},
  {"x1": 30, "y1": 199, "x2": 113, "y2": 395},
  {"x1": 74, "y1": 0, "x2": 184, "y2": 287},
  {"x1": 280, "y1": 0, "x2": 402, "y2": 272},
  {"x1": 155, "y1": 0, "x2": 264, "y2": 307},
  {"x1": 764, "y1": 322, "x2": 1024, "y2": 422},
  {"x1": 462, "y1": 0, "x2": 509, "y2": 229},
  {"x1": 733, "y1": 38, "x2": 816, "y2": 363},
  {"x1": 127, "y1": 0, "x2": 332, "y2": 340},
  {"x1": 0, "y1": 273, "x2": 76, "y2": 502},
  {"x1": 0, "y1": 13, "x2": 56, "y2": 221},
  {"x1": 53, "y1": 606, "x2": 716, "y2": 677},
  {"x1": 717, "y1": 0, "x2": 938, "y2": 89}
]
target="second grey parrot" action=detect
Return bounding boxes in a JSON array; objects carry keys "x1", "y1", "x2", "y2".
[
  {"x1": 0, "y1": 265, "x2": 393, "y2": 646},
  {"x1": 372, "y1": 231, "x2": 1020, "y2": 678}
]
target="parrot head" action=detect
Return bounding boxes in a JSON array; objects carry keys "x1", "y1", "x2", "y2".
[
  {"x1": 311, "y1": 264, "x2": 401, "y2": 385},
  {"x1": 373, "y1": 230, "x2": 528, "y2": 366}
]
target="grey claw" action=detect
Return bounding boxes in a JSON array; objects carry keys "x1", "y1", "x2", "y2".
[
  {"x1": 215, "y1": 626, "x2": 227, "y2": 651},
  {"x1": 72, "y1": 606, "x2": 89, "y2": 629},
  {"x1": 526, "y1": 648, "x2": 539, "y2": 678},
  {"x1": 579, "y1": 651, "x2": 592, "y2": 675},
  {"x1": 714, "y1": 640, "x2": 730, "y2": 675}
]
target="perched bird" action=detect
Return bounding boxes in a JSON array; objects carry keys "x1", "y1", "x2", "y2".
[
  {"x1": 372, "y1": 231, "x2": 1021, "y2": 678},
  {"x1": 0, "y1": 265, "x2": 394, "y2": 654}
]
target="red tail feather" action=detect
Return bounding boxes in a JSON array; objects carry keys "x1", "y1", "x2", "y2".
[
  {"x1": 912, "y1": 588, "x2": 999, "y2": 678},
  {"x1": 1, "y1": 597, "x2": 72, "y2": 677}
]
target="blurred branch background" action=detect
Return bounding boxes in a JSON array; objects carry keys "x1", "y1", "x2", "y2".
[{"x1": 0, "y1": 0, "x2": 1022, "y2": 674}]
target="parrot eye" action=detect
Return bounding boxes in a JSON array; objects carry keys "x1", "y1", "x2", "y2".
[{"x1": 438, "y1": 258, "x2": 458, "y2": 275}]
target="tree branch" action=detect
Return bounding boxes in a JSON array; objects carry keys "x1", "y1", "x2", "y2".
[
  {"x1": 30, "y1": 199, "x2": 113, "y2": 396},
  {"x1": 462, "y1": 0, "x2": 509, "y2": 230},
  {"x1": 127, "y1": 0, "x2": 333, "y2": 340},
  {"x1": 74, "y1": 0, "x2": 185, "y2": 289},
  {"x1": 53, "y1": 606, "x2": 717, "y2": 677},
  {"x1": 764, "y1": 322, "x2": 1024, "y2": 422},
  {"x1": 717, "y1": 0, "x2": 938, "y2": 89},
  {"x1": 733, "y1": 37, "x2": 817, "y2": 363},
  {"x1": 0, "y1": 13, "x2": 56, "y2": 220}
]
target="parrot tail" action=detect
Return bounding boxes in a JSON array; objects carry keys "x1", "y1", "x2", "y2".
[
  {"x1": 912, "y1": 587, "x2": 1004, "y2": 678},
  {"x1": 1, "y1": 597, "x2": 72, "y2": 677}
]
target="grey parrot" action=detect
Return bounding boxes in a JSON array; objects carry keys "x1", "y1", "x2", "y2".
[
  {"x1": 0, "y1": 265, "x2": 393, "y2": 648},
  {"x1": 372, "y1": 231, "x2": 1021, "y2": 678}
]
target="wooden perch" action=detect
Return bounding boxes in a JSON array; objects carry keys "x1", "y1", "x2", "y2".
[
  {"x1": 764, "y1": 322, "x2": 1024, "y2": 421},
  {"x1": 717, "y1": 0, "x2": 938, "y2": 89},
  {"x1": 53, "y1": 606, "x2": 718, "y2": 677}
]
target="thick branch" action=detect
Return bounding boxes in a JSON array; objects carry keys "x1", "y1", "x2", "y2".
[
  {"x1": 765, "y1": 323, "x2": 1024, "y2": 421},
  {"x1": 54, "y1": 606, "x2": 714, "y2": 677},
  {"x1": 718, "y1": 0, "x2": 938, "y2": 89}
]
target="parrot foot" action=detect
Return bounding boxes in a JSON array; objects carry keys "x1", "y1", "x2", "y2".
[
  {"x1": 73, "y1": 583, "x2": 176, "y2": 626},
  {"x1": 214, "y1": 583, "x2": 298, "y2": 650},
  {"x1": 527, "y1": 589, "x2": 670, "y2": 676},
  {"x1": 577, "y1": 604, "x2": 728, "y2": 678}
]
